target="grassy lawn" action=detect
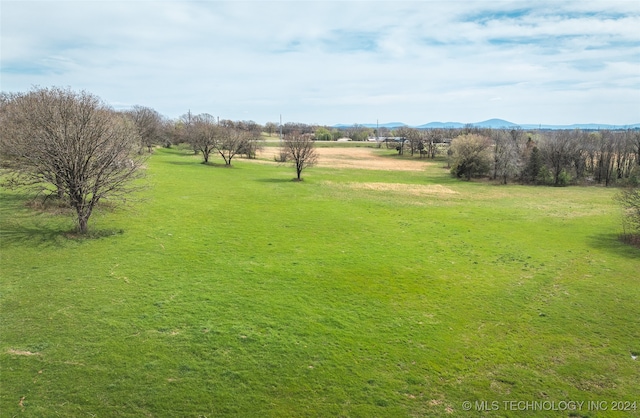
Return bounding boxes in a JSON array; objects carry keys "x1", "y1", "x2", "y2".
[{"x1": 1, "y1": 147, "x2": 639, "y2": 417}]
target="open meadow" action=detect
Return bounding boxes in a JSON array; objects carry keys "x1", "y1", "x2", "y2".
[{"x1": 1, "y1": 145, "x2": 639, "y2": 417}]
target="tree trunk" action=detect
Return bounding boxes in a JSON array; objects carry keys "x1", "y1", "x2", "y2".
[
  {"x1": 71, "y1": 195, "x2": 95, "y2": 234},
  {"x1": 77, "y1": 215, "x2": 89, "y2": 234},
  {"x1": 55, "y1": 175, "x2": 65, "y2": 199}
]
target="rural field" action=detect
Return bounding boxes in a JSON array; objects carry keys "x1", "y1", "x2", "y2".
[{"x1": 1, "y1": 145, "x2": 639, "y2": 417}]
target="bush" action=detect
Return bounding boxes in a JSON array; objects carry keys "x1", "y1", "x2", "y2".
[
  {"x1": 449, "y1": 134, "x2": 493, "y2": 180},
  {"x1": 619, "y1": 165, "x2": 640, "y2": 187},
  {"x1": 536, "y1": 166, "x2": 554, "y2": 185},
  {"x1": 274, "y1": 150, "x2": 288, "y2": 163},
  {"x1": 557, "y1": 169, "x2": 572, "y2": 186}
]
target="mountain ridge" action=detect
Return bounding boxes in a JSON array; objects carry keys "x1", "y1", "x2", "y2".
[{"x1": 333, "y1": 119, "x2": 640, "y2": 130}]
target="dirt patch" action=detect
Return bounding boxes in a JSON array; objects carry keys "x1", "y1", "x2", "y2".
[
  {"x1": 255, "y1": 147, "x2": 433, "y2": 171},
  {"x1": 316, "y1": 147, "x2": 429, "y2": 171},
  {"x1": 325, "y1": 181, "x2": 458, "y2": 197},
  {"x1": 7, "y1": 349, "x2": 40, "y2": 356}
]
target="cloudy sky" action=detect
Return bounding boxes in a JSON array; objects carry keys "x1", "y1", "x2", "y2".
[{"x1": 1, "y1": 0, "x2": 639, "y2": 126}]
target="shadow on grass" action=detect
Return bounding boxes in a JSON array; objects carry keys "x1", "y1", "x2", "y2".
[
  {"x1": 1, "y1": 191, "x2": 124, "y2": 247},
  {"x1": 254, "y1": 178, "x2": 297, "y2": 183},
  {"x1": 1, "y1": 221, "x2": 125, "y2": 248},
  {"x1": 0, "y1": 221, "x2": 68, "y2": 248},
  {"x1": 157, "y1": 148, "x2": 198, "y2": 157},
  {"x1": 1, "y1": 192, "x2": 67, "y2": 247},
  {"x1": 587, "y1": 233, "x2": 640, "y2": 259},
  {"x1": 164, "y1": 161, "x2": 235, "y2": 168},
  {"x1": 163, "y1": 160, "x2": 200, "y2": 166}
]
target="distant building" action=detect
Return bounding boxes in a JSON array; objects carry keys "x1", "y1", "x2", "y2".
[{"x1": 368, "y1": 136, "x2": 405, "y2": 142}]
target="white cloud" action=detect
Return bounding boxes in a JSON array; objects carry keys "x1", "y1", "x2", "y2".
[{"x1": 1, "y1": 0, "x2": 638, "y2": 125}]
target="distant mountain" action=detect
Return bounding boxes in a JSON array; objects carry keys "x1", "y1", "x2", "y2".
[
  {"x1": 416, "y1": 119, "x2": 519, "y2": 129},
  {"x1": 334, "y1": 122, "x2": 407, "y2": 129},
  {"x1": 519, "y1": 123, "x2": 640, "y2": 130},
  {"x1": 334, "y1": 119, "x2": 640, "y2": 130},
  {"x1": 416, "y1": 121, "x2": 465, "y2": 129},
  {"x1": 473, "y1": 119, "x2": 520, "y2": 128}
]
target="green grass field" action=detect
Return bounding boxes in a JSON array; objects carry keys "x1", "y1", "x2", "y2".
[{"x1": 1, "y1": 146, "x2": 639, "y2": 417}]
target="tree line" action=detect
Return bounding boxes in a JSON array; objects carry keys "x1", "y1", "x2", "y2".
[
  {"x1": 0, "y1": 87, "x2": 319, "y2": 233},
  {"x1": 445, "y1": 127, "x2": 639, "y2": 187},
  {"x1": 1, "y1": 86, "x2": 638, "y2": 240}
]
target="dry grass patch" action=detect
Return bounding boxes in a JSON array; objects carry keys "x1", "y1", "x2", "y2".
[
  {"x1": 7, "y1": 349, "x2": 40, "y2": 356},
  {"x1": 254, "y1": 147, "x2": 433, "y2": 171},
  {"x1": 315, "y1": 147, "x2": 429, "y2": 171},
  {"x1": 325, "y1": 181, "x2": 458, "y2": 197}
]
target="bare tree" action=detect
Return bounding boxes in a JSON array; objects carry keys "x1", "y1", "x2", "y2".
[
  {"x1": 633, "y1": 130, "x2": 640, "y2": 166},
  {"x1": 283, "y1": 132, "x2": 318, "y2": 180},
  {"x1": 616, "y1": 186, "x2": 640, "y2": 244},
  {"x1": 343, "y1": 124, "x2": 371, "y2": 142},
  {"x1": 159, "y1": 118, "x2": 178, "y2": 148},
  {"x1": 189, "y1": 113, "x2": 219, "y2": 164},
  {"x1": 593, "y1": 131, "x2": 617, "y2": 186},
  {"x1": 238, "y1": 127, "x2": 264, "y2": 159},
  {"x1": 492, "y1": 129, "x2": 524, "y2": 184},
  {"x1": 264, "y1": 122, "x2": 277, "y2": 136},
  {"x1": 0, "y1": 87, "x2": 145, "y2": 233},
  {"x1": 539, "y1": 130, "x2": 579, "y2": 186},
  {"x1": 282, "y1": 122, "x2": 314, "y2": 135},
  {"x1": 614, "y1": 130, "x2": 637, "y2": 180},
  {"x1": 423, "y1": 129, "x2": 443, "y2": 159},
  {"x1": 215, "y1": 126, "x2": 247, "y2": 166},
  {"x1": 125, "y1": 105, "x2": 163, "y2": 152},
  {"x1": 396, "y1": 127, "x2": 422, "y2": 156},
  {"x1": 237, "y1": 120, "x2": 261, "y2": 133}
]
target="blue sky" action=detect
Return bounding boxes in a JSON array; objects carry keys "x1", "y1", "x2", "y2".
[{"x1": 1, "y1": 0, "x2": 639, "y2": 126}]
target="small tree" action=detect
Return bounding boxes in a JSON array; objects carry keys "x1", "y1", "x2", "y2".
[
  {"x1": 264, "y1": 122, "x2": 277, "y2": 136},
  {"x1": 215, "y1": 126, "x2": 247, "y2": 166},
  {"x1": 492, "y1": 129, "x2": 524, "y2": 184},
  {"x1": 539, "y1": 130, "x2": 579, "y2": 186},
  {"x1": 125, "y1": 105, "x2": 163, "y2": 152},
  {"x1": 523, "y1": 146, "x2": 542, "y2": 183},
  {"x1": 1, "y1": 87, "x2": 145, "y2": 233},
  {"x1": 239, "y1": 133, "x2": 263, "y2": 159},
  {"x1": 449, "y1": 134, "x2": 493, "y2": 180},
  {"x1": 189, "y1": 113, "x2": 219, "y2": 164},
  {"x1": 283, "y1": 132, "x2": 318, "y2": 181},
  {"x1": 314, "y1": 127, "x2": 333, "y2": 141}
]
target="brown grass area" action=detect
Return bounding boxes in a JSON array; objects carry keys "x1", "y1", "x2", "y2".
[
  {"x1": 7, "y1": 349, "x2": 40, "y2": 356},
  {"x1": 254, "y1": 147, "x2": 432, "y2": 171},
  {"x1": 325, "y1": 181, "x2": 458, "y2": 197}
]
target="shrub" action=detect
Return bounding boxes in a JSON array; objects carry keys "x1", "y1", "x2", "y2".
[
  {"x1": 536, "y1": 166, "x2": 554, "y2": 185},
  {"x1": 274, "y1": 150, "x2": 288, "y2": 163},
  {"x1": 449, "y1": 134, "x2": 493, "y2": 180},
  {"x1": 557, "y1": 169, "x2": 572, "y2": 186}
]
